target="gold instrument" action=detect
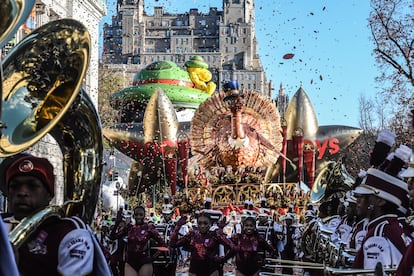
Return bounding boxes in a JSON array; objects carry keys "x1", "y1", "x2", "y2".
[
  {"x1": 263, "y1": 258, "x2": 396, "y2": 275},
  {"x1": 310, "y1": 161, "x2": 331, "y2": 202},
  {"x1": 0, "y1": 0, "x2": 35, "y2": 48},
  {"x1": 311, "y1": 156, "x2": 354, "y2": 203},
  {"x1": 0, "y1": 18, "x2": 103, "y2": 247}
]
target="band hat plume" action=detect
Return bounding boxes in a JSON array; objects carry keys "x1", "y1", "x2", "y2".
[
  {"x1": 376, "y1": 129, "x2": 397, "y2": 146},
  {"x1": 369, "y1": 129, "x2": 396, "y2": 167},
  {"x1": 354, "y1": 168, "x2": 408, "y2": 209}
]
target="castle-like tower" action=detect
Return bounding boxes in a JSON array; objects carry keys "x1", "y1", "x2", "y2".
[
  {"x1": 102, "y1": 0, "x2": 269, "y2": 95},
  {"x1": 276, "y1": 83, "x2": 289, "y2": 120}
]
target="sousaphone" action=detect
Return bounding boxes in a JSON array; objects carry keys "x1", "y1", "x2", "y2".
[
  {"x1": 0, "y1": 0, "x2": 35, "y2": 48},
  {"x1": 310, "y1": 161, "x2": 331, "y2": 202},
  {"x1": 0, "y1": 18, "x2": 103, "y2": 247}
]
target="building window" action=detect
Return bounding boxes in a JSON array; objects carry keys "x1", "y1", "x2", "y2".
[
  {"x1": 234, "y1": 47, "x2": 237, "y2": 53},
  {"x1": 200, "y1": 20, "x2": 206, "y2": 26}
]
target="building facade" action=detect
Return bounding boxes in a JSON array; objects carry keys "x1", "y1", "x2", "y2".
[{"x1": 102, "y1": 0, "x2": 270, "y2": 96}]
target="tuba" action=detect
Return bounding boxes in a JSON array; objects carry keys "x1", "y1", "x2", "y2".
[{"x1": 0, "y1": 17, "x2": 103, "y2": 248}]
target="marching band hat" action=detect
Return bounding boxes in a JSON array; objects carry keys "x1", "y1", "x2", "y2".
[
  {"x1": 258, "y1": 211, "x2": 268, "y2": 217},
  {"x1": 354, "y1": 168, "x2": 408, "y2": 208},
  {"x1": 162, "y1": 201, "x2": 174, "y2": 214},
  {"x1": 5, "y1": 155, "x2": 55, "y2": 197},
  {"x1": 355, "y1": 145, "x2": 411, "y2": 209},
  {"x1": 284, "y1": 213, "x2": 296, "y2": 220},
  {"x1": 304, "y1": 210, "x2": 316, "y2": 218}
]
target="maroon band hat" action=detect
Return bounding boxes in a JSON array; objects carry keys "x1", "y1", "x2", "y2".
[{"x1": 6, "y1": 155, "x2": 55, "y2": 196}]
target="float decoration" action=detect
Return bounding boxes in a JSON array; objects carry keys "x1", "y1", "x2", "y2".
[
  {"x1": 185, "y1": 56, "x2": 216, "y2": 95},
  {"x1": 190, "y1": 81, "x2": 283, "y2": 171}
]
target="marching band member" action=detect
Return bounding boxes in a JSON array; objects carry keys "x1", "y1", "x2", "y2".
[
  {"x1": 336, "y1": 192, "x2": 358, "y2": 245},
  {"x1": 280, "y1": 212, "x2": 296, "y2": 275},
  {"x1": 169, "y1": 213, "x2": 235, "y2": 276},
  {"x1": 229, "y1": 211, "x2": 242, "y2": 235},
  {"x1": 348, "y1": 200, "x2": 369, "y2": 251},
  {"x1": 352, "y1": 145, "x2": 412, "y2": 271},
  {"x1": 1, "y1": 154, "x2": 111, "y2": 276},
  {"x1": 154, "y1": 203, "x2": 180, "y2": 276},
  {"x1": 109, "y1": 210, "x2": 128, "y2": 276},
  {"x1": 396, "y1": 162, "x2": 414, "y2": 275},
  {"x1": 230, "y1": 216, "x2": 275, "y2": 276},
  {"x1": 202, "y1": 197, "x2": 223, "y2": 230},
  {"x1": 112, "y1": 206, "x2": 166, "y2": 276}
]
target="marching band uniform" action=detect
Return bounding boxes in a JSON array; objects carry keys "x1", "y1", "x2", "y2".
[
  {"x1": 201, "y1": 197, "x2": 223, "y2": 230},
  {"x1": 352, "y1": 145, "x2": 412, "y2": 271},
  {"x1": 0, "y1": 218, "x2": 19, "y2": 276},
  {"x1": 112, "y1": 218, "x2": 166, "y2": 274},
  {"x1": 348, "y1": 217, "x2": 368, "y2": 250},
  {"x1": 352, "y1": 214, "x2": 407, "y2": 270},
  {"x1": 396, "y1": 162, "x2": 414, "y2": 276},
  {"x1": 336, "y1": 193, "x2": 358, "y2": 246},
  {"x1": 2, "y1": 155, "x2": 111, "y2": 276},
  {"x1": 169, "y1": 218, "x2": 235, "y2": 276},
  {"x1": 109, "y1": 220, "x2": 128, "y2": 276},
  {"x1": 230, "y1": 218, "x2": 275, "y2": 276},
  {"x1": 397, "y1": 238, "x2": 414, "y2": 275},
  {"x1": 152, "y1": 202, "x2": 180, "y2": 276},
  {"x1": 3, "y1": 215, "x2": 111, "y2": 276},
  {"x1": 280, "y1": 213, "x2": 296, "y2": 275}
]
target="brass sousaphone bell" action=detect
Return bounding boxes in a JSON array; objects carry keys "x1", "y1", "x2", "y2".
[
  {"x1": 310, "y1": 161, "x2": 332, "y2": 202},
  {"x1": 0, "y1": 17, "x2": 103, "y2": 247},
  {"x1": 0, "y1": 0, "x2": 35, "y2": 49}
]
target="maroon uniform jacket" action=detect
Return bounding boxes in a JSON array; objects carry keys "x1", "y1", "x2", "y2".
[
  {"x1": 352, "y1": 215, "x2": 408, "y2": 270},
  {"x1": 230, "y1": 231, "x2": 275, "y2": 275},
  {"x1": 170, "y1": 228, "x2": 235, "y2": 276}
]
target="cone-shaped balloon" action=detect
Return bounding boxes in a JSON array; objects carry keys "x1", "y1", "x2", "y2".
[
  {"x1": 285, "y1": 87, "x2": 318, "y2": 140},
  {"x1": 143, "y1": 87, "x2": 179, "y2": 145}
]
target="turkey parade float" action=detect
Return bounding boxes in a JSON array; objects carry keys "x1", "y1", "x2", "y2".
[{"x1": 103, "y1": 57, "x2": 412, "y2": 275}]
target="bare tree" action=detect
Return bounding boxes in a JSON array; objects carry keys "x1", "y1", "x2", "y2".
[
  {"x1": 374, "y1": 95, "x2": 389, "y2": 130},
  {"x1": 358, "y1": 94, "x2": 376, "y2": 134},
  {"x1": 98, "y1": 64, "x2": 126, "y2": 129},
  {"x1": 369, "y1": 0, "x2": 414, "y2": 103}
]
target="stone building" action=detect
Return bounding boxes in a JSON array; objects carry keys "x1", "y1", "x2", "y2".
[{"x1": 102, "y1": 0, "x2": 270, "y2": 96}]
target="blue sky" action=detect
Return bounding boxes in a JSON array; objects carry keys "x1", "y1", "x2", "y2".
[{"x1": 100, "y1": 0, "x2": 378, "y2": 127}]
